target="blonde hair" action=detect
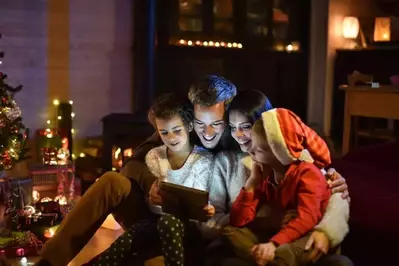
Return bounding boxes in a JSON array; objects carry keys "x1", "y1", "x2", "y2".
[{"x1": 252, "y1": 119, "x2": 267, "y2": 143}]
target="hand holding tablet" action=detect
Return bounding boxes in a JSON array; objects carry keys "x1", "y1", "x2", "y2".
[{"x1": 158, "y1": 181, "x2": 210, "y2": 222}]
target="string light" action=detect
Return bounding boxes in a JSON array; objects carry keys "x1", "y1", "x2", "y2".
[
  {"x1": 173, "y1": 39, "x2": 243, "y2": 49},
  {"x1": 44, "y1": 99, "x2": 78, "y2": 157},
  {"x1": 274, "y1": 42, "x2": 300, "y2": 52}
]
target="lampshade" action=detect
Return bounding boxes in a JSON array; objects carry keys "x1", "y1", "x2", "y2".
[
  {"x1": 374, "y1": 17, "x2": 391, "y2": 42},
  {"x1": 342, "y1": 16, "x2": 360, "y2": 39}
]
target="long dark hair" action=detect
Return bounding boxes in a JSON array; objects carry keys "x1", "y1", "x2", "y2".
[{"x1": 229, "y1": 89, "x2": 273, "y2": 123}]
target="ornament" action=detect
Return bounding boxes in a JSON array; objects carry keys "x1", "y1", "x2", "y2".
[
  {"x1": 4, "y1": 106, "x2": 21, "y2": 121},
  {"x1": 1, "y1": 152, "x2": 13, "y2": 170}
]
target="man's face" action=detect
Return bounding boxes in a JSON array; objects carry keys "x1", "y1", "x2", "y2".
[{"x1": 193, "y1": 102, "x2": 226, "y2": 149}]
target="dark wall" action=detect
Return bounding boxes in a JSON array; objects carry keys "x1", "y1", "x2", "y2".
[{"x1": 156, "y1": 46, "x2": 309, "y2": 120}]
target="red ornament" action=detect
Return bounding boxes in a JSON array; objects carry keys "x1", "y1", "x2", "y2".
[{"x1": 16, "y1": 248, "x2": 25, "y2": 256}]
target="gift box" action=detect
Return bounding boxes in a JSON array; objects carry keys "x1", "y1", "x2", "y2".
[
  {"x1": 0, "y1": 231, "x2": 42, "y2": 257},
  {"x1": 17, "y1": 213, "x2": 58, "y2": 230}
]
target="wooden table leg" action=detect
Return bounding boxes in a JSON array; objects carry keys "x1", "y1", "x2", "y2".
[{"x1": 342, "y1": 94, "x2": 351, "y2": 155}]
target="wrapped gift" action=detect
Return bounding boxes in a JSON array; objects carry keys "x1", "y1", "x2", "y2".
[
  {"x1": 17, "y1": 213, "x2": 58, "y2": 230},
  {"x1": 35, "y1": 128, "x2": 62, "y2": 162},
  {"x1": 0, "y1": 231, "x2": 42, "y2": 257}
]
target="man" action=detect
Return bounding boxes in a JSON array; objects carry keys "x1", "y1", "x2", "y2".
[{"x1": 35, "y1": 75, "x2": 349, "y2": 266}]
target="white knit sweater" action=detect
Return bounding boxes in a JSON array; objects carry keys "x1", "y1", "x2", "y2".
[
  {"x1": 145, "y1": 145, "x2": 214, "y2": 215},
  {"x1": 208, "y1": 150, "x2": 350, "y2": 247}
]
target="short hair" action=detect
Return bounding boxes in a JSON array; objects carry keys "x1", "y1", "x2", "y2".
[
  {"x1": 229, "y1": 90, "x2": 273, "y2": 124},
  {"x1": 148, "y1": 93, "x2": 193, "y2": 128},
  {"x1": 188, "y1": 75, "x2": 237, "y2": 108}
]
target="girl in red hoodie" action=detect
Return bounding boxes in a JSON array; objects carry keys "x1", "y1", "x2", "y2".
[{"x1": 228, "y1": 108, "x2": 347, "y2": 266}]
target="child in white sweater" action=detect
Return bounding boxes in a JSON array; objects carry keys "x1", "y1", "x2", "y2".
[{"x1": 85, "y1": 93, "x2": 215, "y2": 266}]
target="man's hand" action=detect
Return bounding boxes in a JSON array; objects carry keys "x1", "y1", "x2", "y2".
[
  {"x1": 204, "y1": 204, "x2": 215, "y2": 218},
  {"x1": 305, "y1": 231, "x2": 330, "y2": 263},
  {"x1": 149, "y1": 180, "x2": 162, "y2": 205},
  {"x1": 326, "y1": 168, "x2": 350, "y2": 201},
  {"x1": 251, "y1": 242, "x2": 276, "y2": 266}
]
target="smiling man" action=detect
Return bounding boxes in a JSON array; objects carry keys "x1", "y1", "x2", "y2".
[{"x1": 188, "y1": 75, "x2": 238, "y2": 151}]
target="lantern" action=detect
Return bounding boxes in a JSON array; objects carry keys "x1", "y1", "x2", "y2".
[
  {"x1": 374, "y1": 17, "x2": 391, "y2": 42},
  {"x1": 342, "y1": 17, "x2": 360, "y2": 39}
]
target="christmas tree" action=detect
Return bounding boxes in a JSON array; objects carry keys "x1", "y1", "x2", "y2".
[{"x1": 0, "y1": 50, "x2": 29, "y2": 171}]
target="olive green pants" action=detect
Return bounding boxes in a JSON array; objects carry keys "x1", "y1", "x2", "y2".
[{"x1": 223, "y1": 226, "x2": 312, "y2": 266}]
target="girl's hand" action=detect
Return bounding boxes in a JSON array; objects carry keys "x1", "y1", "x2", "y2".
[
  {"x1": 204, "y1": 203, "x2": 215, "y2": 217},
  {"x1": 251, "y1": 242, "x2": 277, "y2": 265},
  {"x1": 149, "y1": 180, "x2": 162, "y2": 205}
]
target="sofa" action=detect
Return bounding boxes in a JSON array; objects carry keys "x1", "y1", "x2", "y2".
[{"x1": 332, "y1": 141, "x2": 399, "y2": 265}]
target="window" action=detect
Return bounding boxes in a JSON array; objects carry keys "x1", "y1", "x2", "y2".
[
  {"x1": 272, "y1": 0, "x2": 290, "y2": 42},
  {"x1": 246, "y1": 0, "x2": 269, "y2": 36},
  {"x1": 179, "y1": 0, "x2": 203, "y2": 32},
  {"x1": 213, "y1": 0, "x2": 233, "y2": 34}
]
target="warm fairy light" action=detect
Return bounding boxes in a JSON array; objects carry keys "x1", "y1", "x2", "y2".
[
  {"x1": 71, "y1": 112, "x2": 75, "y2": 118},
  {"x1": 71, "y1": 128, "x2": 75, "y2": 134},
  {"x1": 57, "y1": 116, "x2": 62, "y2": 120},
  {"x1": 286, "y1": 44, "x2": 293, "y2": 52},
  {"x1": 46, "y1": 128, "x2": 51, "y2": 132},
  {"x1": 46, "y1": 133, "x2": 53, "y2": 138},
  {"x1": 53, "y1": 99, "x2": 59, "y2": 105},
  {"x1": 46, "y1": 120, "x2": 51, "y2": 124},
  {"x1": 174, "y1": 39, "x2": 243, "y2": 49},
  {"x1": 69, "y1": 100, "x2": 73, "y2": 105},
  {"x1": 79, "y1": 153, "x2": 85, "y2": 157}
]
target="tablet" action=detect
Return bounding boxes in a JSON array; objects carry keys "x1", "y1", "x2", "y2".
[{"x1": 159, "y1": 181, "x2": 209, "y2": 222}]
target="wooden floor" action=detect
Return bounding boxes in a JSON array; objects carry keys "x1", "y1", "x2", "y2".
[{"x1": 8, "y1": 227, "x2": 124, "y2": 266}]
